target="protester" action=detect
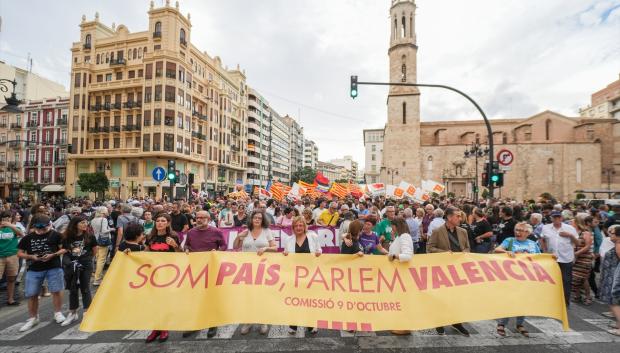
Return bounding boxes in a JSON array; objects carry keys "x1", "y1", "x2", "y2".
[
  {"x1": 16, "y1": 214, "x2": 66, "y2": 332},
  {"x1": 388, "y1": 216, "x2": 414, "y2": 336},
  {"x1": 284, "y1": 216, "x2": 321, "y2": 335},
  {"x1": 539, "y1": 211, "x2": 579, "y2": 307},
  {"x1": 302, "y1": 208, "x2": 315, "y2": 226},
  {"x1": 145, "y1": 213, "x2": 180, "y2": 343},
  {"x1": 427, "y1": 207, "x2": 470, "y2": 336},
  {"x1": 494, "y1": 222, "x2": 541, "y2": 337},
  {"x1": 470, "y1": 208, "x2": 493, "y2": 253},
  {"x1": 60, "y1": 216, "x2": 97, "y2": 326},
  {"x1": 233, "y1": 205, "x2": 248, "y2": 227},
  {"x1": 600, "y1": 225, "x2": 620, "y2": 335},
  {"x1": 317, "y1": 202, "x2": 339, "y2": 226},
  {"x1": 233, "y1": 210, "x2": 276, "y2": 335},
  {"x1": 91, "y1": 207, "x2": 111, "y2": 286},
  {"x1": 0, "y1": 211, "x2": 24, "y2": 306},
  {"x1": 375, "y1": 205, "x2": 396, "y2": 252},
  {"x1": 182, "y1": 211, "x2": 227, "y2": 338},
  {"x1": 141, "y1": 210, "x2": 155, "y2": 236},
  {"x1": 571, "y1": 213, "x2": 594, "y2": 305},
  {"x1": 277, "y1": 207, "x2": 295, "y2": 227},
  {"x1": 114, "y1": 204, "x2": 137, "y2": 250},
  {"x1": 341, "y1": 220, "x2": 364, "y2": 256},
  {"x1": 426, "y1": 208, "x2": 446, "y2": 242}
]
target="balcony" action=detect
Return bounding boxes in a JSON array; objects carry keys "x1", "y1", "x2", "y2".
[
  {"x1": 89, "y1": 104, "x2": 101, "y2": 112},
  {"x1": 109, "y1": 58, "x2": 126, "y2": 66},
  {"x1": 26, "y1": 121, "x2": 38, "y2": 128},
  {"x1": 55, "y1": 159, "x2": 66, "y2": 166},
  {"x1": 57, "y1": 177, "x2": 66, "y2": 183},
  {"x1": 83, "y1": 43, "x2": 91, "y2": 50},
  {"x1": 101, "y1": 126, "x2": 110, "y2": 133},
  {"x1": 41, "y1": 160, "x2": 53, "y2": 167},
  {"x1": 10, "y1": 123, "x2": 22, "y2": 129},
  {"x1": 7, "y1": 162, "x2": 19, "y2": 170},
  {"x1": 153, "y1": 31, "x2": 162, "y2": 39},
  {"x1": 41, "y1": 139, "x2": 54, "y2": 146},
  {"x1": 231, "y1": 145, "x2": 240, "y2": 152},
  {"x1": 0, "y1": 161, "x2": 5, "y2": 166},
  {"x1": 103, "y1": 103, "x2": 111, "y2": 111},
  {"x1": 57, "y1": 118, "x2": 68, "y2": 126},
  {"x1": 112, "y1": 102, "x2": 122, "y2": 110},
  {"x1": 41, "y1": 179, "x2": 52, "y2": 184},
  {"x1": 24, "y1": 160, "x2": 37, "y2": 167},
  {"x1": 43, "y1": 120, "x2": 54, "y2": 127},
  {"x1": 8, "y1": 141, "x2": 22, "y2": 149},
  {"x1": 111, "y1": 126, "x2": 121, "y2": 133},
  {"x1": 57, "y1": 139, "x2": 67, "y2": 145},
  {"x1": 180, "y1": 39, "x2": 187, "y2": 47},
  {"x1": 123, "y1": 101, "x2": 142, "y2": 109},
  {"x1": 123, "y1": 124, "x2": 137, "y2": 132},
  {"x1": 0, "y1": 123, "x2": 6, "y2": 128}
]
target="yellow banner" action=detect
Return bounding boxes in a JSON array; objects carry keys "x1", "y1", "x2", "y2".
[{"x1": 80, "y1": 252, "x2": 568, "y2": 332}]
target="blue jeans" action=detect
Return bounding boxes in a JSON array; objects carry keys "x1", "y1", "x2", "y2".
[
  {"x1": 24, "y1": 268, "x2": 64, "y2": 298},
  {"x1": 497, "y1": 316, "x2": 525, "y2": 327}
]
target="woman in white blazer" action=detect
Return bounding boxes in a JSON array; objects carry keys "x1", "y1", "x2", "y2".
[
  {"x1": 283, "y1": 216, "x2": 321, "y2": 335},
  {"x1": 283, "y1": 216, "x2": 323, "y2": 256},
  {"x1": 387, "y1": 216, "x2": 414, "y2": 336}
]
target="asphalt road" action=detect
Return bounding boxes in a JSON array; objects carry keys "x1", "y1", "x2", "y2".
[{"x1": 0, "y1": 284, "x2": 618, "y2": 353}]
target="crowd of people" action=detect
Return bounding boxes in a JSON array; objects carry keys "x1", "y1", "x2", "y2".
[{"x1": 0, "y1": 194, "x2": 619, "y2": 341}]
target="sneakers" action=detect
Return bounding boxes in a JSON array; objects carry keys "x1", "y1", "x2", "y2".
[
  {"x1": 308, "y1": 327, "x2": 318, "y2": 335},
  {"x1": 19, "y1": 317, "x2": 39, "y2": 332},
  {"x1": 158, "y1": 330, "x2": 169, "y2": 342},
  {"x1": 92, "y1": 281, "x2": 101, "y2": 286},
  {"x1": 206, "y1": 327, "x2": 217, "y2": 338},
  {"x1": 602, "y1": 311, "x2": 615, "y2": 319},
  {"x1": 145, "y1": 330, "x2": 160, "y2": 343},
  {"x1": 435, "y1": 327, "x2": 446, "y2": 335},
  {"x1": 54, "y1": 312, "x2": 67, "y2": 324},
  {"x1": 259, "y1": 324, "x2": 269, "y2": 335},
  {"x1": 288, "y1": 327, "x2": 297, "y2": 335},
  {"x1": 240, "y1": 324, "x2": 251, "y2": 335},
  {"x1": 61, "y1": 312, "x2": 79, "y2": 327}
]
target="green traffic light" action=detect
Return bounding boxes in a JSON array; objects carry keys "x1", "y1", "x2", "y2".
[
  {"x1": 491, "y1": 175, "x2": 499, "y2": 182},
  {"x1": 351, "y1": 89, "x2": 358, "y2": 98},
  {"x1": 168, "y1": 172, "x2": 176, "y2": 180}
]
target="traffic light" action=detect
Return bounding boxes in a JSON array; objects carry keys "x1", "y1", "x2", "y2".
[
  {"x1": 350, "y1": 75, "x2": 358, "y2": 99},
  {"x1": 481, "y1": 172, "x2": 489, "y2": 187},
  {"x1": 490, "y1": 161, "x2": 504, "y2": 188},
  {"x1": 175, "y1": 170, "x2": 180, "y2": 184},
  {"x1": 188, "y1": 173, "x2": 195, "y2": 185},
  {"x1": 167, "y1": 160, "x2": 176, "y2": 182}
]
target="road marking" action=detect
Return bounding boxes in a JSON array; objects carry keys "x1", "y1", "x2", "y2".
[
  {"x1": 196, "y1": 324, "x2": 239, "y2": 339},
  {"x1": 52, "y1": 325, "x2": 96, "y2": 340},
  {"x1": 0, "y1": 321, "x2": 51, "y2": 341},
  {"x1": 525, "y1": 318, "x2": 580, "y2": 336},
  {"x1": 122, "y1": 330, "x2": 150, "y2": 340},
  {"x1": 583, "y1": 318, "x2": 616, "y2": 331},
  {"x1": 268, "y1": 325, "x2": 305, "y2": 338}
]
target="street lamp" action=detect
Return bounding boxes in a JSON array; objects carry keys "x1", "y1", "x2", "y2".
[
  {"x1": 603, "y1": 167, "x2": 616, "y2": 192},
  {"x1": 463, "y1": 140, "x2": 489, "y2": 202},
  {"x1": 381, "y1": 167, "x2": 399, "y2": 185},
  {"x1": 0, "y1": 78, "x2": 22, "y2": 113}
]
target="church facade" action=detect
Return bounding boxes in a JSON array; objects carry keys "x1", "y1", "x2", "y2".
[{"x1": 376, "y1": 0, "x2": 618, "y2": 201}]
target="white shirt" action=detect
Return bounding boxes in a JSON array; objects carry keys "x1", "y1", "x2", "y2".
[
  {"x1": 312, "y1": 207, "x2": 325, "y2": 221},
  {"x1": 388, "y1": 233, "x2": 414, "y2": 262},
  {"x1": 540, "y1": 223, "x2": 578, "y2": 263},
  {"x1": 427, "y1": 217, "x2": 446, "y2": 239},
  {"x1": 283, "y1": 231, "x2": 323, "y2": 254},
  {"x1": 241, "y1": 228, "x2": 274, "y2": 252}
]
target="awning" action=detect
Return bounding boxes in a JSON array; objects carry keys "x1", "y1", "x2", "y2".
[{"x1": 40, "y1": 184, "x2": 66, "y2": 192}]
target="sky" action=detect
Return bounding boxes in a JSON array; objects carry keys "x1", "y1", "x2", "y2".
[{"x1": 1, "y1": 0, "x2": 619, "y2": 170}]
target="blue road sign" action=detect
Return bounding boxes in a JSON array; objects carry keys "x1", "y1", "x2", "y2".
[{"x1": 152, "y1": 167, "x2": 166, "y2": 182}]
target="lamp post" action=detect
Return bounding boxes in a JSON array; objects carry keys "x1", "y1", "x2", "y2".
[
  {"x1": 381, "y1": 167, "x2": 399, "y2": 185},
  {"x1": 0, "y1": 78, "x2": 22, "y2": 113},
  {"x1": 603, "y1": 167, "x2": 616, "y2": 193},
  {"x1": 463, "y1": 140, "x2": 489, "y2": 202}
]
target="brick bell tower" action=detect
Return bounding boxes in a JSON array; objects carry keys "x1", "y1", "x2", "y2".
[{"x1": 381, "y1": 0, "x2": 421, "y2": 186}]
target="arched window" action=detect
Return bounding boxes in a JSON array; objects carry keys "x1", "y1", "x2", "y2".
[
  {"x1": 133, "y1": 48, "x2": 137, "y2": 59},
  {"x1": 394, "y1": 18, "x2": 397, "y2": 39},
  {"x1": 105, "y1": 52, "x2": 109, "y2": 63},
  {"x1": 180, "y1": 29, "x2": 186, "y2": 44},
  {"x1": 410, "y1": 16, "x2": 413, "y2": 37},
  {"x1": 143, "y1": 47, "x2": 147, "y2": 55},
  {"x1": 138, "y1": 47, "x2": 142, "y2": 58},
  {"x1": 401, "y1": 16, "x2": 406, "y2": 38},
  {"x1": 502, "y1": 132, "x2": 508, "y2": 144},
  {"x1": 96, "y1": 54, "x2": 100, "y2": 64},
  {"x1": 85, "y1": 34, "x2": 91, "y2": 45},
  {"x1": 547, "y1": 159, "x2": 554, "y2": 183},
  {"x1": 576, "y1": 158, "x2": 582, "y2": 183},
  {"x1": 154, "y1": 21, "x2": 162, "y2": 34},
  {"x1": 402, "y1": 102, "x2": 407, "y2": 124},
  {"x1": 427, "y1": 156, "x2": 433, "y2": 171},
  {"x1": 545, "y1": 119, "x2": 551, "y2": 140}
]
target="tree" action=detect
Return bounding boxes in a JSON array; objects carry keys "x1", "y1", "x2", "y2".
[
  {"x1": 77, "y1": 172, "x2": 109, "y2": 200},
  {"x1": 576, "y1": 193, "x2": 586, "y2": 200},
  {"x1": 290, "y1": 167, "x2": 317, "y2": 184}
]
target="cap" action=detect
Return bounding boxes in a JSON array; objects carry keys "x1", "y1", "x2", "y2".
[{"x1": 550, "y1": 211, "x2": 562, "y2": 217}]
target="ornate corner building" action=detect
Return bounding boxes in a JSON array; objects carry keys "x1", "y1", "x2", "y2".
[{"x1": 67, "y1": 1, "x2": 248, "y2": 199}]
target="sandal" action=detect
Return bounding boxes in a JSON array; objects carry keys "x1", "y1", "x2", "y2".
[
  {"x1": 497, "y1": 325, "x2": 506, "y2": 337},
  {"x1": 6, "y1": 301, "x2": 20, "y2": 306},
  {"x1": 516, "y1": 325, "x2": 529, "y2": 337}
]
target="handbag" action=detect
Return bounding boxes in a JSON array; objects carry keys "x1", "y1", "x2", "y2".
[{"x1": 96, "y1": 218, "x2": 112, "y2": 246}]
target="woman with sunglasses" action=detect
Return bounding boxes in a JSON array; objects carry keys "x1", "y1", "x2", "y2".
[
  {"x1": 60, "y1": 216, "x2": 97, "y2": 326},
  {"x1": 493, "y1": 222, "x2": 541, "y2": 337}
]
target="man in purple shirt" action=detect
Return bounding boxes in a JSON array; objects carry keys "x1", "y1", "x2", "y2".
[{"x1": 182, "y1": 211, "x2": 226, "y2": 338}]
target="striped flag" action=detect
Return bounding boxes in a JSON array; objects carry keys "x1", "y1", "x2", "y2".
[
  {"x1": 270, "y1": 183, "x2": 284, "y2": 201},
  {"x1": 298, "y1": 180, "x2": 317, "y2": 189},
  {"x1": 329, "y1": 182, "x2": 348, "y2": 199}
]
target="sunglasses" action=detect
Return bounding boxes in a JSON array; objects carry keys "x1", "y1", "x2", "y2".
[{"x1": 33, "y1": 223, "x2": 48, "y2": 229}]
